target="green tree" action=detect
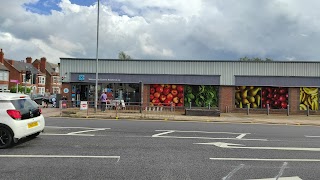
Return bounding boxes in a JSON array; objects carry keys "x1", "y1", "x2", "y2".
[
  {"x1": 10, "y1": 85, "x2": 31, "y2": 93},
  {"x1": 118, "y1": 51, "x2": 132, "y2": 60},
  {"x1": 239, "y1": 56, "x2": 273, "y2": 61}
]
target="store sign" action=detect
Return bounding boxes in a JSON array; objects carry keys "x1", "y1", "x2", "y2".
[{"x1": 78, "y1": 75, "x2": 85, "y2": 81}]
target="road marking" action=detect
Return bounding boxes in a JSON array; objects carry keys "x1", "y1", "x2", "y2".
[
  {"x1": 222, "y1": 164, "x2": 245, "y2": 180},
  {"x1": 0, "y1": 155, "x2": 120, "y2": 159},
  {"x1": 236, "y1": 134, "x2": 247, "y2": 139},
  {"x1": 152, "y1": 131, "x2": 175, "y2": 137},
  {"x1": 305, "y1": 135, "x2": 320, "y2": 138},
  {"x1": 196, "y1": 142, "x2": 320, "y2": 151},
  {"x1": 46, "y1": 126, "x2": 111, "y2": 130},
  {"x1": 153, "y1": 130, "x2": 266, "y2": 141},
  {"x1": 249, "y1": 176, "x2": 302, "y2": 180},
  {"x1": 155, "y1": 130, "x2": 251, "y2": 135},
  {"x1": 68, "y1": 128, "x2": 108, "y2": 135},
  {"x1": 42, "y1": 133, "x2": 95, "y2": 136},
  {"x1": 275, "y1": 162, "x2": 287, "y2": 180},
  {"x1": 210, "y1": 158, "x2": 320, "y2": 162}
]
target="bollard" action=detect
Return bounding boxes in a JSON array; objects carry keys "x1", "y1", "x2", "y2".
[
  {"x1": 307, "y1": 105, "x2": 310, "y2": 116},
  {"x1": 267, "y1": 104, "x2": 270, "y2": 115},
  {"x1": 247, "y1": 104, "x2": 250, "y2": 115},
  {"x1": 287, "y1": 104, "x2": 290, "y2": 116}
]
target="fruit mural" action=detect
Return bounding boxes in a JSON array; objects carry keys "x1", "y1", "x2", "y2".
[
  {"x1": 149, "y1": 84, "x2": 184, "y2": 107},
  {"x1": 185, "y1": 85, "x2": 218, "y2": 107},
  {"x1": 300, "y1": 87, "x2": 319, "y2": 110},
  {"x1": 235, "y1": 86, "x2": 261, "y2": 108},
  {"x1": 235, "y1": 86, "x2": 289, "y2": 109},
  {"x1": 261, "y1": 87, "x2": 288, "y2": 109}
]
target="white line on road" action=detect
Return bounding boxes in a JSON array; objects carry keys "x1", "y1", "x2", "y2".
[
  {"x1": 275, "y1": 162, "x2": 288, "y2": 180},
  {"x1": 196, "y1": 142, "x2": 320, "y2": 151},
  {"x1": 155, "y1": 130, "x2": 251, "y2": 135},
  {"x1": 46, "y1": 126, "x2": 111, "y2": 130},
  {"x1": 68, "y1": 128, "x2": 108, "y2": 135},
  {"x1": 210, "y1": 158, "x2": 320, "y2": 162},
  {"x1": 0, "y1": 155, "x2": 120, "y2": 159},
  {"x1": 152, "y1": 131, "x2": 175, "y2": 137},
  {"x1": 305, "y1": 135, "x2": 320, "y2": 138},
  {"x1": 222, "y1": 164, "x2": 245, "y2": 180},
  {"x1": 236, "y1": 134, "x2": 247, "y2": 139},
  {"x1": 42, "y1": 133, "x2": 95, "y2": 136}
]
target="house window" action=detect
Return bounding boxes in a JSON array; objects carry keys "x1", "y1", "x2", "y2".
[
  {"x1": 52, "y1": 87, "x2": 60, "y2": 94},
  {"x1": 38, "y1": 87, "x2": 45, "y2": 95},
  {"x1": 38, "y1": 76, "x2": 45, "y2": 84},
  {"x1": 52, "y1": 76, "x2": 59, "y2": 84}
]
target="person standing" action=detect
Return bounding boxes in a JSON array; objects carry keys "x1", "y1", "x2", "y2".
[{"x1": 100, "y1": 91, "x2": 107, "y2": 112}]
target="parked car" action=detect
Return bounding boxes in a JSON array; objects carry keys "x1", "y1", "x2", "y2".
[
  {"x1": 0, "y1": 93, "x2": 45, "y2": 149},
  {"x1": 31, "y1": 94, "x2": 44, "y2": 105}
]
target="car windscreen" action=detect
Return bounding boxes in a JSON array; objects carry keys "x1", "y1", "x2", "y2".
[{"x1": 10, "y1": 99, "x2": 41, "y2": 120}]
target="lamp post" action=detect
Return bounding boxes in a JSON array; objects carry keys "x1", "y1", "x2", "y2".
[{"x1": 94, "y1": 0, "x2": 100, "y2": 113}]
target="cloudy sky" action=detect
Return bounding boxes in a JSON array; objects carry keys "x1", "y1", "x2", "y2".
[{"x1": 1, "y1": 0, "x2": 320, "y2": 63}]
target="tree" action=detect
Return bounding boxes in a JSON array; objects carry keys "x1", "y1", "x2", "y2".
[
  {"x1": 239, "y1": 56, "x2": 273, "y2": 61},
  {"x1": 118, "y1": 51, "x2": 132, "y2": 60}
]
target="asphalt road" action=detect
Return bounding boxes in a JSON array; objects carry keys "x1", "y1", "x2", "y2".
[{"x1": 1, "y1": 117, "x2": 320, "y2": 180}]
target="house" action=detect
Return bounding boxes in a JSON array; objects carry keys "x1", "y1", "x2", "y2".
[
  {"x1": 32, "y1": 57, "x2": 61, "y2": 94},
  {"x1": 0, "y1": 49, "x2": 9, "y2": 91},
  {"x1": 3, "y1": 57, "x2": 43, "y2": 94}
]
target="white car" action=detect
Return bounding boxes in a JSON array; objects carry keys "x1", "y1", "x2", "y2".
[{"x1": 0, "y1": 93, "x2": 45, "y2": 148}]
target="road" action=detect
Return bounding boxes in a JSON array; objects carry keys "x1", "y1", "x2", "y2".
[{"x1": 1, "y1": 117, "x2": 320, "y2": 180}]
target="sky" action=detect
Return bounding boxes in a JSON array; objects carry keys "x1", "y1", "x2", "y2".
[{"x1": 1, "y1": 0, "x2": 320, "y2": 64}]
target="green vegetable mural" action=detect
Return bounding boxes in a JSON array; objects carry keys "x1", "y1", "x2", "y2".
[{"x1": 184, "y1": 85, "x2": 219, "y2": 107}]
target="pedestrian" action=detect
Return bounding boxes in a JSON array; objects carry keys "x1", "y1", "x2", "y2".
[
  {"x1": 100, "y1": 91, "x2": 107, "y2": 112},
  {"x1": 43, "y1": 89, "x2": 50, "y2": 108}
]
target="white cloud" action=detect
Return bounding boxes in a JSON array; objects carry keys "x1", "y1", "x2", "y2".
[{"x1": 1, "y1": 0, "x2": 320, "y2": 63}]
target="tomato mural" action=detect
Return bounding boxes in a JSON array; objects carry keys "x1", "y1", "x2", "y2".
[
  {"x1": 300, "y1": 87, "x2": 319, "y2": 110},
  {"x1": 149, "y1": 84, "x2": 184, "y2": 107}
]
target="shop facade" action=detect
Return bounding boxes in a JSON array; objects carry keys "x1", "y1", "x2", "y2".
[{"x1": 60, "y1": 58, "x2": 320, "y2": 114}]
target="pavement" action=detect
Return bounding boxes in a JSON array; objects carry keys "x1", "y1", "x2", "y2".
[{"x1": 41, "y1": 107, "x2": 320, "y2": 126}]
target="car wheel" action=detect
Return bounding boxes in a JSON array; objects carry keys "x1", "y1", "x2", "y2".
[
  {"x1": 0, "y1": 127, "x2": 13, "y2": 149},
  {"x1": 28, "y1": 132, "x2": 41, "y2": 138}
]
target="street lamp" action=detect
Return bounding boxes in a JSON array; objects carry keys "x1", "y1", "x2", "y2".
[{"x1": 94, "y1": 0, "x2": 100, "y2": 113}]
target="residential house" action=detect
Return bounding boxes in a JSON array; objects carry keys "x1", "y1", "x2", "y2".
[
  {"x1": 3, "y1": 56, "x2": 43, "y2": 94},
  {"x1": 32, "y1": 57, "x2": 61, "y2": 94},
  {"x1": 0, "y1": 49, "x2": 9, "y2": 91}
]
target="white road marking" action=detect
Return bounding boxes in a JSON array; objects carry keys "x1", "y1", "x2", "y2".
[
  {"x1": 248, "y1": 176, "x2": 302, "y2": 180},
  {"x1": 153, "y1": 130, "x2": 265, "y2": 141},
  {"x1": 236, "y1": 134, "x2": 247, "y2": 139},
  {"x1": 155, "y1": 130, "x2": 251, "y2": 135},
  {"x1": 0, "y1": 155, "x2": 120, "y2": 159},
  {"x1": 42, "y1": 133, "x2": 95, "y2": 136},
  {"x1": 210, "y1": 158, "x2": 320, "y2": 162},
  {"x1": 222, "y1": 164, "x2": 245, "y2": 180},
  {"x1": 68, "y1": 128, "x2": 108, "y2": 135},
  {"x1": 196, "y1": 142, "x2": 320, "y2": 151},
  {"x1": 275, "y1": 162, "x2": 287, "y2": 180},
  {"x1": 305, "y1": 135, "x2": 320, "y2": 138},
  {"x1": 46, "y1": 126, "x2": 110, "y2": 130},
  {"x1": 152, "y1": 131, "x2": 175, "y2": 137}
]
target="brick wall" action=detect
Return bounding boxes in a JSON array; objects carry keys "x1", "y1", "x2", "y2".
[{"x1": 219, "y1": 86, "x2": 234, "y2": 113}]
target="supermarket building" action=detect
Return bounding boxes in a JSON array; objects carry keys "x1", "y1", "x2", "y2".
[{"x1": 59, "y1": 58, "x2": 320, "y2": 114}]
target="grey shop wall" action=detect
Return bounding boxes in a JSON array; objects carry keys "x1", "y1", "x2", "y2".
[{"x1": 60, "y1": 58, "x2": 320, "y2": 86}]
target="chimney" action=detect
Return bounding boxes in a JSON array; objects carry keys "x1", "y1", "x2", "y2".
[
  {"x1": 0, "y1": 49, "x2": 4, "y2": 64},
  {"x1": 8, "y1": 60, "x2": 14, "y2": 66},
  {"x1": 26, "y1": 57, "x2": 32, "y2": 64},
  {"x1": 40, "y1": 57, "x2": 46, "y2": 73}
]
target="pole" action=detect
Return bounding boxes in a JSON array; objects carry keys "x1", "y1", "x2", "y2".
[{"x1": 94, "y1": 0, "x2": 100, "y2": 113}]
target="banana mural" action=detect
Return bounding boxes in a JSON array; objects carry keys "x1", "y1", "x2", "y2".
[{"x1": 300, "y1": 87, "x2": 319, "y2": 110}]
